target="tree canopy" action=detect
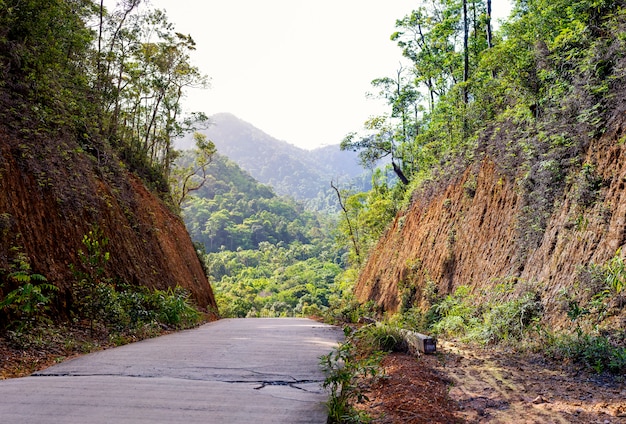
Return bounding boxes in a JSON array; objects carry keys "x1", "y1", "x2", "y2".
[
  {"x1": 336, "y1": 0, "x2": 626, "y2": 266},
  {"x1": 0, "y1": 0, "x2": 209, "y2": 196}
]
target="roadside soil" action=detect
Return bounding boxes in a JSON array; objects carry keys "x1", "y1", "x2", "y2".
[
  {"x1": 358, "y1": 341, "x2": 626, "y2": 423},
  {"x1": 0, "y1": 325, "x2": 175, "y2": 380},
  {"x1": 0, "y1": 340, "x2": 62, "y2": 379}
]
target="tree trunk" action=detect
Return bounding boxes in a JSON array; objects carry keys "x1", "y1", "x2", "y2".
[
  {"x1": 392, "y1": 161, "x2": 410, "y2": 185},
  {"x1": 463, "y1": 0, "x2": 469, "y2": 104},
  {"x1": 330, "y1": 181, "x2": 361, "y2": 266},
  {"x1": 486, "y1": 0, "x2": 493, "y2": 49}
]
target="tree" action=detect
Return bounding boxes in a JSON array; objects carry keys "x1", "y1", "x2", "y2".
[
  {"x1": 341, "y1": 65, "x2": 421, "y2": 185},
  {"x1": 92, "y1": 5, "x2": 210, "y2": 189},
  {"x1": 170, "y1": 132, "x2": 216, "y2": 208},
  {"x1": 486, "y1": 0, "x2": 493, "y2": 49},
  {"x1": 463, "y1": 0, "x2": 469, "y2": 104},
  {"x1": 0, "y1": 0, "x2": 98, "y2": 130},
  {"x1": 331, "y1": 181, "x2": 362, "y2": 266}
]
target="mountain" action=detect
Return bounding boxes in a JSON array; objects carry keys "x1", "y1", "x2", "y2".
[
  {"x1": 178, "y1": 113, "x2": 370, "y2": 210},
  {"x1": 181, "y1": 152, "x2": 323, "y2": 253}
]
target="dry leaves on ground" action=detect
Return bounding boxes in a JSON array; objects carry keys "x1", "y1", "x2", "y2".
[{"x1": 355, "y1": 342, "x2": 626, "y2": 424}]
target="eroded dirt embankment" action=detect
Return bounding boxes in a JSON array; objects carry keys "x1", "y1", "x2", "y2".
[
  {"x1": 355, "y1": 115, "x2": 626, "y2": 328},
  {"x1": 0, "y1": 130, "x2": 216, "y2": 310}
]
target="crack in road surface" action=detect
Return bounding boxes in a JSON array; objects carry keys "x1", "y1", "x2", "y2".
[
  {"x1": 251, "y1": 379, "x2": 325, "y2": 391},
  {"x1": 0, "y1": 318, "x2": 344, "y2": 424}
]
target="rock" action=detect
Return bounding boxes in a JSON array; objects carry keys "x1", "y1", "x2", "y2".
[{"x1": 531, "y1": 395, "x2": 547, "y2": 404}]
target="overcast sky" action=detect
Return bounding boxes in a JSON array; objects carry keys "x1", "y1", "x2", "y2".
[{"x1": 145, "y1": 0, "x2": 512, "y2": 149}]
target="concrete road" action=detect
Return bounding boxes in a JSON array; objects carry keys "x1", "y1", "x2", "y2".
[{"x1": 0, "y1": 318, "x2": 343, "y2": 423}]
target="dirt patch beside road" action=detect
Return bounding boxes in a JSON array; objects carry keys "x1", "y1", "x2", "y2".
[
  {"x1": 357, "y1": 341, "x2": 625, "y2": 423},
  {"x1": 358, "y1": 352, "x2": 461, "y2": 423}
]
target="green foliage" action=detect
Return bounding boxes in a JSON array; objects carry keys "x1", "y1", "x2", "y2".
[
  {"x1": 170, "y1": 132, "x2": 217, "y2": 208},
  {"x1": 0, "y1": 253, "x2": 57, "y2": 329},
  {"x1": 95, "y1": 6, "x2": 210, "y2": 186},
  {"x1": 603, "y1": 249, "x2": 626, "y2": 295},
  {"x1": 571, "y1": 162, "x2": 604, "y2": 210},
  {"x1": 546, "y1": 329, "x2": 626, "y2": 374},
  {"x1": 478, "y1": 292, "x2": 543, "y2": 344},
  {"x1": 339, "y1": 0, "x2": 626, "y2": 273},
  {"x1": 70, "y1": 228, "x2": 113, "y2": 332},
  {"x1": 210, "y1": 245, "x2": 341, "y2": 318},
  {"x1": 148, "y1": 287, "x2": 201, "y2": 328},
  {"x1": 320, "y1": 328, "x2": 384, "y2": 424},
  {"x1": 178, "y1": 153, "x2": 347, "y2": 319},
  {"x1": 354, "y1": 324, "x2": 408, "y2": 354},
  {"x1": 429, "y1": 284, "x2": 543, "y2": 345},
  {"x1": 431, "y1": 286, "x2": 478, "y2": 337},
  {"x1": 69, "y1": 230, "x2": 201, "y2": 335},
  {"x1": 72, "y1": 278, "x2": 201, "y2": 334},
  {"x1": 536, "y1": 252, "x2": 626, "y2": 374},
  {"x1": 0, "y1": 0, "x2": 97, "y2": 130},
  {"x1": 326, "y1": 298, "x2": 377, "y2": 326},
  {"x1": 568, "y1": 249, "x2": 626, "y2": 322},
  {"x1": 182, "y1": 153, "x2": 323, "y2": 253},
  {"x1": 0, "y1": 1, "x2": 209, "y2": 198},
  {"x1": 333, "y1": 171, "x2": 403, "y2": 266}
]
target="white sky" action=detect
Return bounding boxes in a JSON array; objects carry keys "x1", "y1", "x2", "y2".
[{"x1": 145, "y1": 0, "x2": 512, "y2": 149}]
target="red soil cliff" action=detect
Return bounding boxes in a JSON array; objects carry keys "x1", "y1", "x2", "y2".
[
  {"x1": 355, "y1": 115, "x2": 626, "y2": 326},
  {"x1": 0, "y1": 129, "x2": 216, "y2": 312}
]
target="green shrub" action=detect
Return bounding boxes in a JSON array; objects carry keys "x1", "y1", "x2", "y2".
[
  {"x1": 354, "y1": 324, "x2": 407, "y2": 354},
  {"x1": 547, "y1": 330, "x2": 626, "y2": 374},
  {"x1": 70, "y1": 230, "x2": 201, "y2": 333},
  {"x1": 431, "y1": 285, "x2": 480, "y2": 338},
  {"x1": 428, "y1": 285, "x2": 543, "y2": 345},
  {"x1": 0, "y1": 253, "x2": 57, "y2": 330},
  {"x1": 320, "y1": 328, "x2": 383, "y2": 423},
  {"x1": 326, "y1": 298, "x2": 377, "y2": 325},
  {"x1": 603, "y1": 249, "x2": 626, "y2": 295},
  {"x1": 476, "y1": 292, "x2": 543, "y2": 344},
  {"x1": 148, "y1": 287, "x2": 201, "y2": 329},
  {"x1": 117, "y1": 286, "x2": 154, "y2": 326},
  {"x1": 70, "y1": 228, "x2": 115, "y2": 333},
  {"x1": 388, "y1": 307, "x2": 428, "y2": 333}
]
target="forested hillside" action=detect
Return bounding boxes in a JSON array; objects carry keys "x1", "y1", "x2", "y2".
[
  {"x1": 182, "y1": 152, "x2": 320, "y2": 252},
  {"x1": 329, "y1": 0, "x2": 626, "y2": 379},
  {"x1": 0, "y1": 0, "x2": 216, "y2": 365},
  {"x1": 177, "y1": 150, "x2": 346, "y2": 318},
  {"x1": 181, "y1": 113, "x2": 371, "y2": 210}
]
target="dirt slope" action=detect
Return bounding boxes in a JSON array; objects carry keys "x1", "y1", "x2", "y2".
[
  {"x1": 357, "y1": 346, "x2": 626, "y2": 424},
  {"x1": 355, "y1": 115, "x2": 626, "y2": 327},
  {"x1": 0, "y1": 129, "x2": 216, "y2": 311}
]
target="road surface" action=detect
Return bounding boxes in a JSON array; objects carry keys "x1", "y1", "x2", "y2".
[{"x1": 0, "y1": 318, "x2": 343, "y2": 423}]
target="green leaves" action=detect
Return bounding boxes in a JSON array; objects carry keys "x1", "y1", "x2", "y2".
[
  {"x1": 0, "y1": 253, "x2": 56, "y2": 329},
  {"x1": 604, "y1": 249, "x2": 626, "y2": 295},
  {"x1": 320, "y1": 331, "x2": 384, "y2": 423}
]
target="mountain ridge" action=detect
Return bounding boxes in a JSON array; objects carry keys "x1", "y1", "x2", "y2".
[{"x1": 178, "y1": 113, "x2": 370, "y2": 209}]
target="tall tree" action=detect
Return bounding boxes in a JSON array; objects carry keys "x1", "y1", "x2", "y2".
[
  {"x1": 463, "y1": 0, "x2": 469, "y2": 104},
  {"x1": 342, "y1": 66, "x2": 420, "y2": 185},
  {"x1": 170, "y1": 132, "x2": 216, "y2": 208},
  {"x1": 94, "y1": 6, "x2": 209, "y2": 185},
  {"x1": 486, "y1": 0, "x2": 493, "y2": 49}
]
